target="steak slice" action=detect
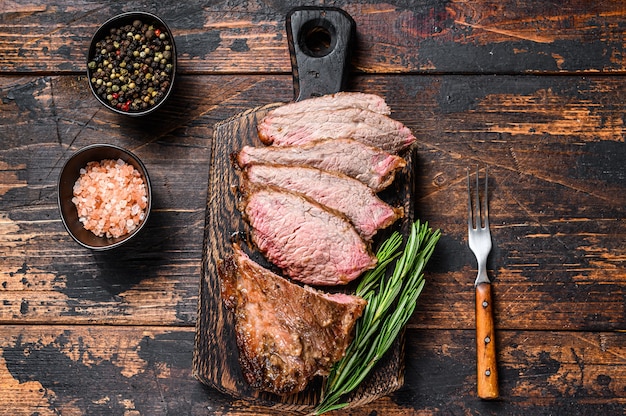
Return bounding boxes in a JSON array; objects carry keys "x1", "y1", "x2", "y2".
[
  {"x1": 243, "y1": 164, "x2": 404, "y2": 240},
  {"x1": 257, "y1": 107, "x2": 416, "y2": 154},
  {"x1": 236, "y1": 138, "x2": 406, "y2": 192},
  {"x1": 269, "y1": 92, "x2": 391, "y2": 116},
  {"x1": 219, "y1": 245, "x2": 367, "y2": 395},
  {"x1": 241, "y1": 186, "x2": 377, "y2": 285}
]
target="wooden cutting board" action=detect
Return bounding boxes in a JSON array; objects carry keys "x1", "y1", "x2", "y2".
[{"x1": 193, "y1": 7, "x2": 416, "y2": 411}]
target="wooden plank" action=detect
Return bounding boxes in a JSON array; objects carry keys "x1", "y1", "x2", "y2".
[
  {"x1": 1, "y1": 74, "x2": 624, "y2": 331},
  {"x1": 194, "y1": 16, "x2": 412, "y2": 402},
  {"x1": 2, "y1": 1, "x2": 626, "y2": 74},
  {"x1": 0, "y1": 325, "x2": 623, "y2": 415},
  {"x1": 401, "y1": 329, "x2": 626, "y2": 414}
]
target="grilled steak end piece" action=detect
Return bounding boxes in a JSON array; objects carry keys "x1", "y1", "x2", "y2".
[
  {"x1": 241, "y1": 186, "x2": 378, "y2": 285},
  {"x1": 258, "y1": 107, "x2": 417, "y2": 154},
  {"x1": 270, "y1": 92, "x2": 391, "y2": 116},
  {"x1": 219, "y1": 245, "x2": 367, "y2": 396}
]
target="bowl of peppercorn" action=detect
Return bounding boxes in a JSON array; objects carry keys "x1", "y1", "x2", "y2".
[{"x1": 87, "y1": 12, "x2": 176, "y2": 116}]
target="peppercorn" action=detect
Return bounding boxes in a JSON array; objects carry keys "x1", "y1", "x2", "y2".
[{"x1": 90, "y1": 17, "x2": 173, "y2": 113}]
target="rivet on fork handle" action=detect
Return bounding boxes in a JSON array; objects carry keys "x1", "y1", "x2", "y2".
[{"x1": 476, "y1": 282, "x2": 499, "y2": 399}]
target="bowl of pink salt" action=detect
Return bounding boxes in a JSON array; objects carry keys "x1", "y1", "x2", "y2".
[{"x1": 58, "y1": 144, "x2": 152, "y2": 250}]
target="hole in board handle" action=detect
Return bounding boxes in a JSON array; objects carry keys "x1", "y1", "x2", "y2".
[{"x1": 299, "y1": 18, "x2": 337, "y2": 57}]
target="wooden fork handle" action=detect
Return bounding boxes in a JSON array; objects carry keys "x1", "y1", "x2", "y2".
[{"x1": 475, "y1": 282, "x2": 499, "y2": 399}]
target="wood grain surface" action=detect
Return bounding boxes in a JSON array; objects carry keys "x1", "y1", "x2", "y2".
[
  {"x1": 1, "y1": 1, "x2": 625, "y2": 415},
  {"x1": 194, "y1": 8, "x2": 412, "y2": 407}
]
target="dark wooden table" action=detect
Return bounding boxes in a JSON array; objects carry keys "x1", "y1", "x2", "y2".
[{"x1": 1, "y1": 1, "x2": 625, "y2": 415}]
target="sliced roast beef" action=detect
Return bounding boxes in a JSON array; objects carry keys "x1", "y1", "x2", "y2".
[
  {"x1": 236, "y1": 138, "x2": 406, "y2": 192},
  {"x1": 241, "y1": 186, "x2": 377, "y2": 285},
  {"x1": 243, "y1": 164, "x2": 403, "y2": 240},
  {"x1": 219, "y1": 244, "x2": 367, "y2": 395},
  {"x1": 257, "y1": 107, "x2": 416, "y2": 154},
  {"x1": 269, "y1": 92, "x2": 391, "y2": 117}
]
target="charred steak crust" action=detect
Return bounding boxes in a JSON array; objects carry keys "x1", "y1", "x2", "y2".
[
  {"x1": 240, "y1": 185, "x2": 378, "y2": 286},
  {"x1": 243, "y1": 164, "x2": 404, "y2": 240},
  {"x1": 236, "y1": 138, "x2": 406, "y2": 192},
  {"x1": 218, "y1": 245, "x2": 367, "y2": 396},
  {"x1": 257, "y1": 107, "x2": 417, "y2": 153}
]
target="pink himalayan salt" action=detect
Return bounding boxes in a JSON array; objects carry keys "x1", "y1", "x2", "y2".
[{"x1": 71, "y1": 158, "x2": 148, "y2": 238}]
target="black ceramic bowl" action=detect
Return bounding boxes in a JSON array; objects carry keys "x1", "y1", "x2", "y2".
[
  {"x1": 87, "y1": 11, "x2": 176, "y2": 116},
  {"x1": 58, "y1": 144, "x2": 152, "y2": 250}
]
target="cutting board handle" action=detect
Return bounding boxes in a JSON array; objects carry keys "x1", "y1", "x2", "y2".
[{"x1": 286, "y1": 7, "x2": 355, "y2": 102}]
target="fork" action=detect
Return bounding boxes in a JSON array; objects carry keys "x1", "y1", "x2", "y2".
[{"x1": 467, "y1": 166, "x2": 499, "y2": 400}]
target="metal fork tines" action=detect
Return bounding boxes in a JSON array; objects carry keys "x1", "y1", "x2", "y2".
[
  {"x1": 467, "y1": 166, "x2": 499, "y2": 400},
  {"x1": 467, "y1": 166, "x2": 492, "y2": 286}
]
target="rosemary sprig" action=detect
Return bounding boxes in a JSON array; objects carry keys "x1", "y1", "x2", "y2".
[{"x1": 314, "y1": 220, "x2": 441, "y2": 415}]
